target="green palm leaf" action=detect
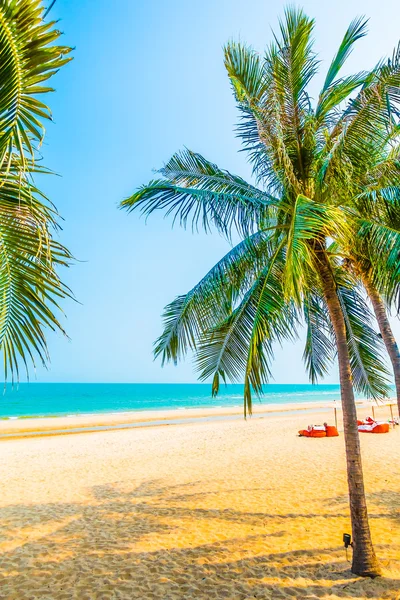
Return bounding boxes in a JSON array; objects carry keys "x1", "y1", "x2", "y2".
[
  {"x1": 155, "y1": 230, "x2": 277, "y2": 365},
  {"x1": 196, "y1": 244, "x2": 298, "y2": 416},
  {"x1": 303, "y1": 288, "x2": 335, "y2": 383},
  {"x1": 0, "y1": 170, "x2": 72, "y2": 380},
  {"x1": 122, "y1": 150, "x2": 277, "y2": 238},
  {"x1": 358, "y1": 218, "x2": 400, "y2": 302},
  {"x1": 0, "y1": 0, "x2": 72, "y2": 165},
  {"x1": 336, "y1": 274, "x2": 391, "y2": 398},
  {"x1": 321, "y1": 17, "x2": 368, "y2": 92},
  {"x1": 0, "y1": 2, "x2": 73, "y2": 380},
  {"x1": 283, "y1": 194, "x2": 347, "y2": 302}
]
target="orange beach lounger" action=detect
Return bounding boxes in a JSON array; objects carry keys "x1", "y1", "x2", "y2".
[{"x1": 298, "y1": 424, "x2": 339, "y2": 438}]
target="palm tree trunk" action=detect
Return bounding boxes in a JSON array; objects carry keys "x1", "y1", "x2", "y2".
[
  {"x1": 316, "y1": 248, "x2": 381, "y2": 577},
  {"x1": 362, "y1": 275, "x2": 400, "y2": 418}
]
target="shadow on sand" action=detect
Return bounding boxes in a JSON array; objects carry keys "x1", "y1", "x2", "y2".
[{"x1": 0, "y1": 481, "x2": 399, "y2": 599}]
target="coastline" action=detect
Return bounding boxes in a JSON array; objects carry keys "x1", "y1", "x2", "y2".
[{"x1": 0, "y1": 398, "x2": 397, "y2": 438}]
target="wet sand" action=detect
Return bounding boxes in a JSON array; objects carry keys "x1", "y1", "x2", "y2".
[{"x1": 1, "y1": 407, "x2": 399, "y2": 599}]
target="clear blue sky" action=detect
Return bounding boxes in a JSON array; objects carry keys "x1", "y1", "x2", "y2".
[{"x1": 35, "y1": 0, "x2": 400, "y2": 383}]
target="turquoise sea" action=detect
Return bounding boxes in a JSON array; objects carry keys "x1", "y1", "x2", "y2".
[{"x1": 0, "y1": 383, "x2": 345, "y2": 419}]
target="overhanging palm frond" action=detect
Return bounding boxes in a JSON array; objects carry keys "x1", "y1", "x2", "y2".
[
  {"x1": 121, "y1": 150, "x2": 278, "y2": 238},
  {"x1": 196, "y1": 245, "x2": 298, "y2": 416},
  {"x1": 0, "y1": 1, "x2": 73, "y2": 381},
  {"x1": 0, "y1": 172, "x2": 72, "y2": 380},
  {"x1": 0, "y1": 0, "x2": 72, "y2": 164},
  {"x1": 154, "y1": 230, "x2": 277, "y2": 365}
]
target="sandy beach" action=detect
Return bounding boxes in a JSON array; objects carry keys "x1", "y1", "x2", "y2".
[{"x1": 1, "y1": 406, "x2": 399, "y2": 599}]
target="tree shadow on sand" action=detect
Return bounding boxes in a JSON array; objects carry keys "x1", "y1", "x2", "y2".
[
  {"x1": 324, "y1": 490, "x2": 400, "y2": 523},
  {"x1": 0, "y1": 480, "x2": 399, "y2": 599}
]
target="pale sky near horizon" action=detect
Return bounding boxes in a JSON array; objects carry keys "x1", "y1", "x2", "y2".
[{"x1": 29, "y1": 0, "x2": 400, "y2": 384}]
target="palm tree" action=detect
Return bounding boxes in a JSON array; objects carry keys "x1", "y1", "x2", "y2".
[
  {"x1": 121, "y1": 10, "x2": 400, "y2": 576},
  {"x1": 345, "y1": 248, "x2": 400, "y2": 418},
  {"x1": 0, "y1": 0, "x2": 73, "y2": 379},
  {"x1": 334, "y1": 69, "x2": 400, "y2": 417},
  {"x1": 364, "y1": 282, "x2": 400, "y2": 417}
]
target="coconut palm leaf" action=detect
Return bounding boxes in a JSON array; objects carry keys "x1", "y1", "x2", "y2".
[
  {"x1": 357, "y1": 218, "x2": 400, "y2": 303},
  {"x1": 0, "y1": 0, "x2": 72, "y2": 165},
  {"x1": 321, "y1": 17, "x2": 368, "y2": 92},
  {"x1": 273, "y1": 7, "x2": 318, "y2": 106},
  {"x1": 303, "y1": 288, "x2": 335, "y2": 383},
  {"x1": 0, "y1": 1, "x2": 73, "y2": 380},
  {"x1": 154, "y1": 230, "x2": 277, "y2": 365},
  {"x1": 315, "y1": 72, "x2": 367, "y2": 124},
  {"x1": 224, "y1": 41, "x2": 267, "y2": 106},
  {"x1": 196, "y1": 244, "x2": 297, "y2": 416},
  {"x1": 0, "y1": 170, "x2": 72, "y2": 380},
  {"x1": 336, "y1": 275, "x2": 391, "y2": 398},
  {"x1": 224, "y1": 10, "x2": 318, "y2": 193},
  {"x1": 122, "y1": 150, "x2": 278, "y2": 238},
  {"x1": 283, "y1": 194, "x2": 348, "y2": 302},
  {"x1": 320, "y1": 44, "x2": 400, "y2": 188}
]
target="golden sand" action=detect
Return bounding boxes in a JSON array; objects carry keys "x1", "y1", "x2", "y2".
[{"x1": 1, "y1": 408, "x2": 399, "y2": 599}]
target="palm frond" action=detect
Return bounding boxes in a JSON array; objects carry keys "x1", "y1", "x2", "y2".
[
  {"x1": 320, "y1": 45, "x2": 400, "y2": 187},
  {"x1": 316, "y1": 72, "x2": 367, "y2": 123},
  {"x1": 303, "y1": 289, "x2": 335, "y2": 383},
  {"x1": 0, "y1": 0, "x2": 72, "y2": 165},
  {"x1": 0, "y1": 171, "x2": 72, "y2": 380},
  {"x1": 321, "y1": 17, "x2": 368, "y2": 92},
  {"x1": 196, "y1": 243, "x2": 298, "y2": 416},
  {"x1": 283, "y1": 194, "x2": 347, "y2": 303},
  {"x1": 336, "y1": 275, "x2": 391, "y2": 398},
  {"x1": 224, "y1": 41, "x2": 267, "y2": 105},
  {"x1": 357, "y1": 217, "x2": 400, "y2": 303},
  {"x1": 121, "y1": 150, "x2": 278, "y2": 238},
  {"x1": 274, "y1": 7, "x2": 319, "y2": 104},
  {"x1": 154, "y1": 230, "x2": 277, "y2": 365}
]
